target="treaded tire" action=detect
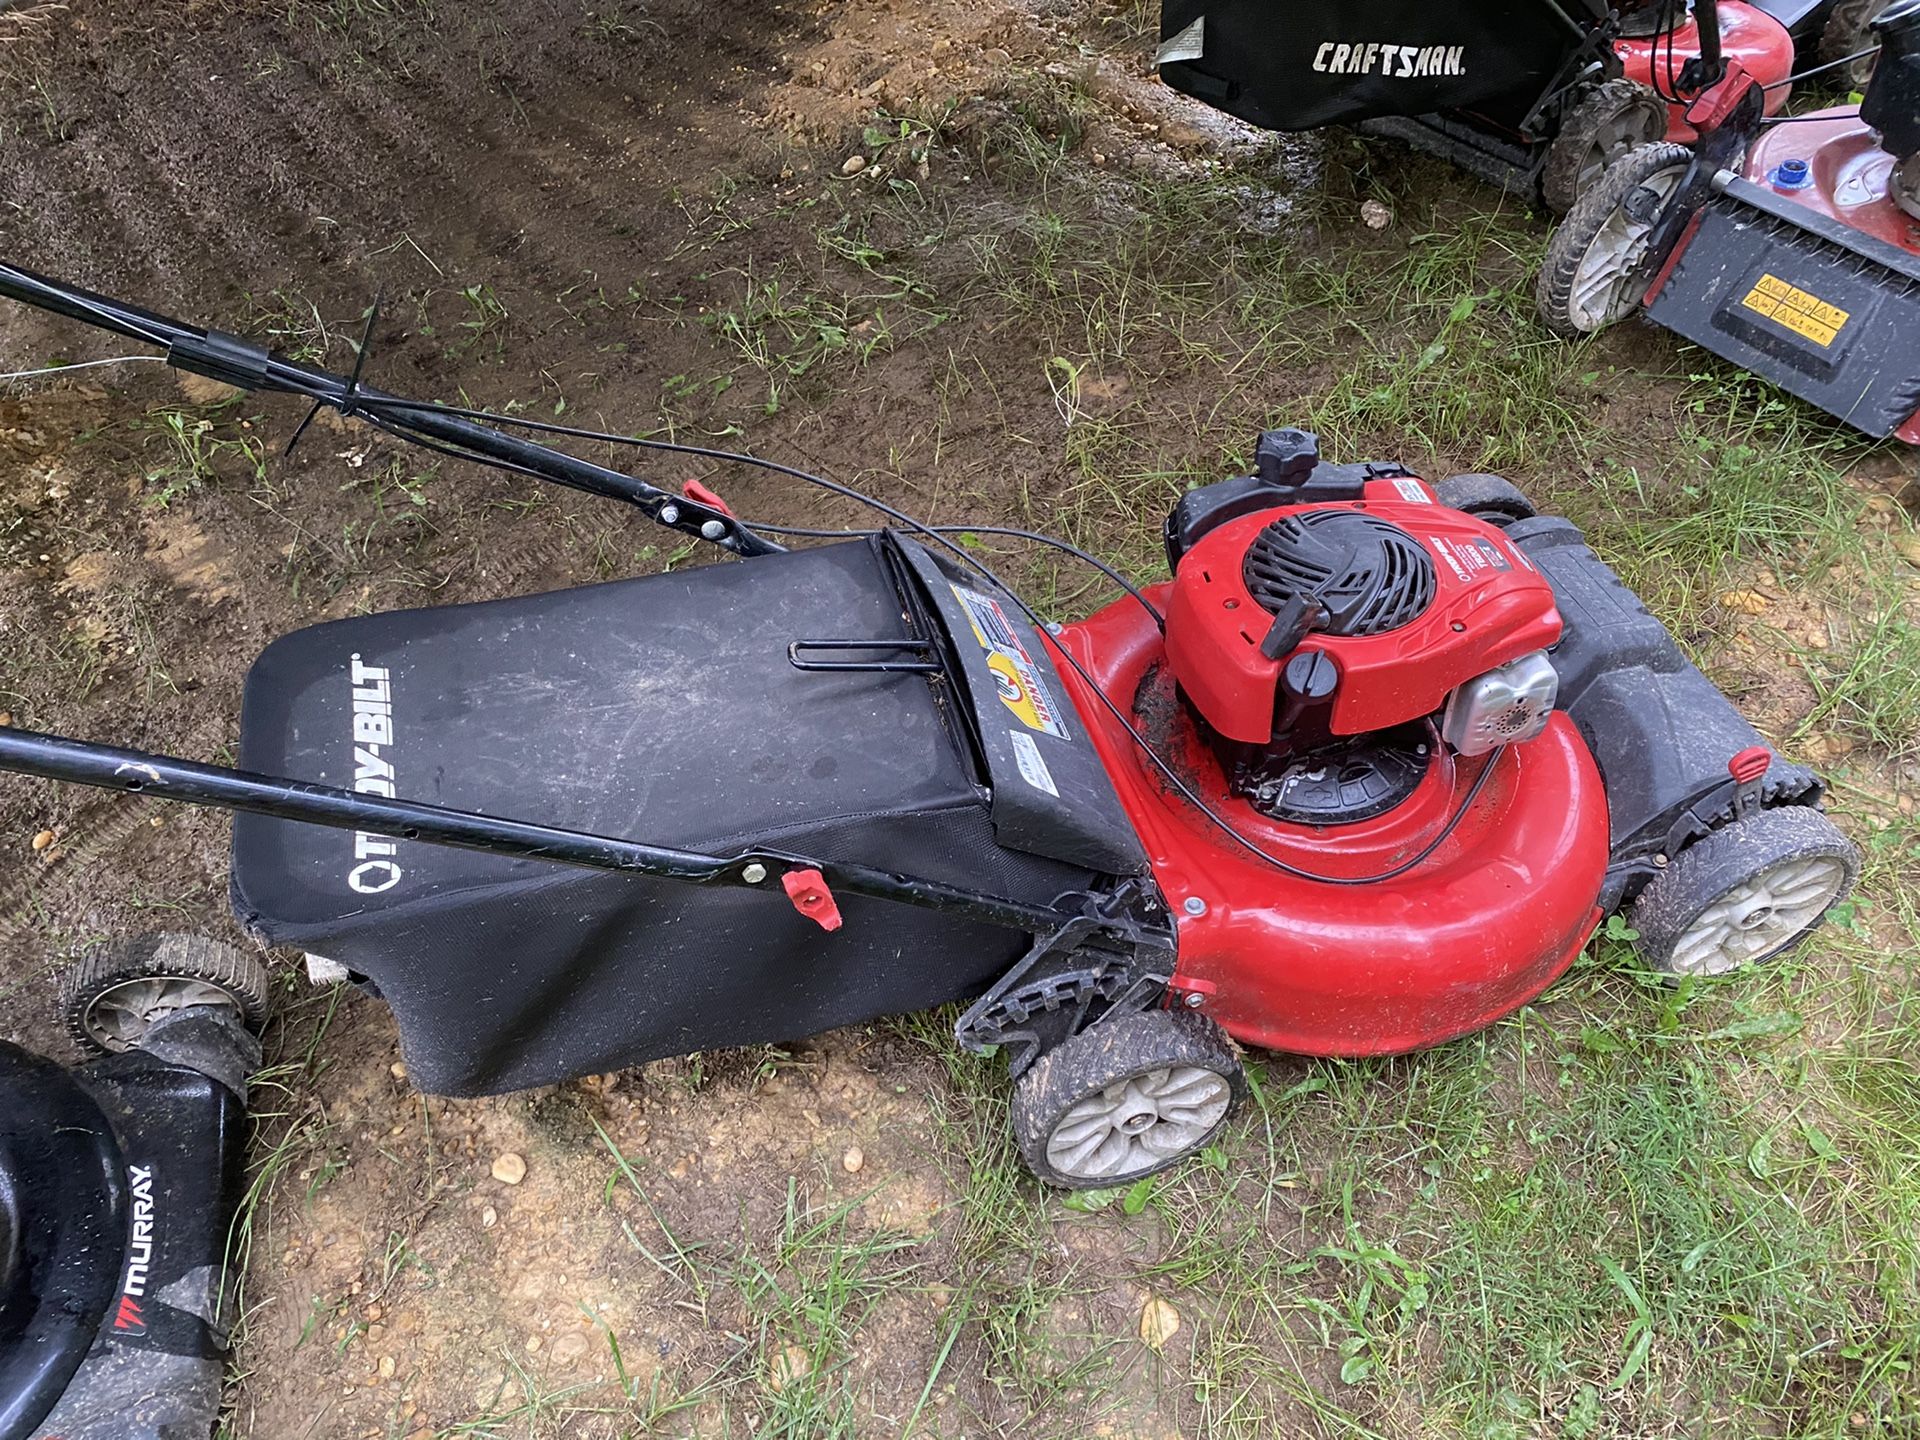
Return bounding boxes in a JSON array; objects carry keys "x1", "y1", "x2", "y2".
[
  {"x1": 62, "y1": 932, "x2": 272, "y2": 1054},
  {"x1": 1818, "y1": 0, "x2": 1881, "y2": 91},
  {"x1": 1542, "y1": 78, "x2": 1671, "y2": 215},
  {"x1": 1012, "y1": 1008, "x2": 1244, "y2": 1189},
  {"x1": 1536, "y1": 141, "x2": 1692, "y2": 339},
  {"x1": 1435, "y1": 474, "x2": 1538, "y2": 526},
  {"x1": 1628, "y1": 807, "x2": 1860, "y2": 978}
]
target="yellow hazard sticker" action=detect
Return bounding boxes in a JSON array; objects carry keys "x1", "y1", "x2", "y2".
[{"x1": 1738, "y1": 273, "x2": 1850, "y2": 347}]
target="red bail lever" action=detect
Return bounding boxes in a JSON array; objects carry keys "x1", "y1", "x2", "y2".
[{"x1": 683, "y1": 478, "x2": 733, "y2": 516}]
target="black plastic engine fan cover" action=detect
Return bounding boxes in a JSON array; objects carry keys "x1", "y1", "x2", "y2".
[{"x1": 1241, "y1": 510, "x2": 1436, "y2": 636}]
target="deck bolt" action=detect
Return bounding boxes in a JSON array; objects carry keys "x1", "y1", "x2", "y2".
[
  {"x1": 1654, "y1": 853, "x2": 1670, "y2": 868},
  {"x1": 1184, "y1": 991, "x2": 1205, "y2": 1008},
  {"x1": 700, "y1": 519, "x2": 727, "y2": 540},
  {"x1": 659, "y1": 503, "x2": 681, "y2": 525},
  {"x1": 742, "y1": 862, "x2": 768, "y2": 884},
  {"x1": 1183, "y1": 897, "x2": 1207, "y2": 916}
]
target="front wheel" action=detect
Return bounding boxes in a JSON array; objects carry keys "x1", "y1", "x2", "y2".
[
  {"x1": 1536, "y1": 142, "x2": 1692, "y2": 338},
  {"x1": 1628, "y1": 807, "x2": 1860, "y2": 977},
  {"x1": 1012, "y1": 1008, "x2": 1243, "y2": 1189},
  {"x1": 62, "y1": 933, "x2": 272, "y2": 1054}
]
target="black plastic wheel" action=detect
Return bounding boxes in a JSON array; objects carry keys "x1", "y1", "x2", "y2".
[
  {"x1": 1536, "y1": 141, "x2": 1693, "y2": 339},
  {"x1": 61, "y1": 933, "x2": 271, "y2": 1054},
  {"x1": 1628, "y1": 807, "x2": 1860, "y2": 978},
  {"x1": 1435, "y1": 474, "x2": 1538, "y2": 527},
  {"x1": 1818, "y1": 0, "x2": 1881, "y2": 91},
  {"x1": 1012, "y1": 1008, "x2": 1243, "y2": 1189},
  {"x1": 1542, "y1": 78, "x2": 1670, "y2": 215}
]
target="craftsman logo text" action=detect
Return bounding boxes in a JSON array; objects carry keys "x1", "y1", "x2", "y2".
[
  {"x1": 1312, "y1": 42, "x2": 1465, "y2": 77},
  {"x1": 348, "y1": 655, "x2": 403, "y2": 895}
]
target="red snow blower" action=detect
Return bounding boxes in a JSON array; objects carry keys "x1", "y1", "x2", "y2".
[
  {"x1": 1538, "y1": 0, "x2": 1920, "y2": 440},
  {"x1": 0, "y1": 265, "x2": 1859, "y2": 1193}
]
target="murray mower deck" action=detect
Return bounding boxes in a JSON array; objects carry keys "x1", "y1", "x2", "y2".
[{"x1": 0, "y1": 262, "x2": 1860, "y2": 1192}]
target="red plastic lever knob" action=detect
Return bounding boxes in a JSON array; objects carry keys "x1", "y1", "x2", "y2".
[
  {"x1": 683, "y1": 478, "x2": 733, "y2": 516},
  {"x1": 781, "y1": 868, "x2": 844, "y2": 932}
]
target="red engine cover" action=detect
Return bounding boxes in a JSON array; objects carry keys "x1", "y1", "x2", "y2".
[
  {"x1": 1164, "y1": 479, "x2": 1562, "y2": 744},
  {"x1": 1051, "y1": 591, "x2": 1610, "y2": 1057},
  {"x1": 1615, "y1": 0, "x2": 1795, "y2": 142}
]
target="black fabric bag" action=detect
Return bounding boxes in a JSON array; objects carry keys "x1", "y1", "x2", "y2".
[
  {"x1": 231, "y1": 538, "x2": 1136, "y2": 1094},
  {"x1": 1158, "y1": 0, "x2": 1594, "y2": 131}
]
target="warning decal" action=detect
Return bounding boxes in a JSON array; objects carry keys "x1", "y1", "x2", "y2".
[
  {"x1": 950, "y1": 584, "x2": 1068, "y2": 739},
  {"x1": 1008, "y1": 729, "x2": 1060, "y2": 796},
  {"x1": 1430, "y1": 535, "x2": 1511, "y2": 584},
  {"x1": 1739, "y1": 274, "x2": 1850, "y2": 347}
]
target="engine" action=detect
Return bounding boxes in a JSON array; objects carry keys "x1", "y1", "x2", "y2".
[{"x1": 1163, "y1": 460, "x2": 1563, "y2": 825}]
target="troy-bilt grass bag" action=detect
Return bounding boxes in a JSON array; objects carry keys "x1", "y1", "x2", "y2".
[
  {"x1": 230, "y1": 536, "x2": 1145, "y2": 1095},
  {"x1": 1158, "y1": 0, "x2": 1587, "y2": 131}
]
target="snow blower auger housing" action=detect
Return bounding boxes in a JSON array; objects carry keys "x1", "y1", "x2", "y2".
[{"x1": 0, "y1": 264, "x2": 1860, "y2": 1189}]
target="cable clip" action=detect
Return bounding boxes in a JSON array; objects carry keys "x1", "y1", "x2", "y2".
[
  {"x1": 781, "y1": 868, "x2": 844, "y2": 931},
  {"x1": 287, "y1": 296, "x2": 381, "y2": 456}
]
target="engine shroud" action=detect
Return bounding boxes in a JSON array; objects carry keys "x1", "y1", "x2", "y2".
[{"x1": 1164, "y1": 481, "x2": 1564, "y2": 744}]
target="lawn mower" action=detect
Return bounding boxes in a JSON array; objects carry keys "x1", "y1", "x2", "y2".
[
  {"x1": 1537, "y1": 0, "x2": 1920, "y2": 442},
  {"x1": 0, "y1": 262, "x2": 1861, "y2": 1191},
  {"x1": 1158, "y1": 0, "x2": 1844, "y2": 214},
  {"x1": 1, "y1": 935, "x2": 263, "y2": 1440}
]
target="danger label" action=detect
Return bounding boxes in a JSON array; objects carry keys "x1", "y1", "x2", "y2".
[
  {"x1": 1739, "y1": 274, "x2": 1849, "y2": 348},
  {"x1": 950, "y1": 584, "x2": 1068, "y2": 739}
]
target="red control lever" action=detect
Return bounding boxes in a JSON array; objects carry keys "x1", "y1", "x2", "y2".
[{"x1": 781, "y1": 868, "x2": 843, "y2": 931}]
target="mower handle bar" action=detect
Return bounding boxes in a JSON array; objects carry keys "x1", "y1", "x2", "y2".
[
  {"x1": 0, "y1": 725, "x2": 1075, "y2": 938},
  {"x1": 0, "y1": 260, "x2": 783, "y2": 559}
]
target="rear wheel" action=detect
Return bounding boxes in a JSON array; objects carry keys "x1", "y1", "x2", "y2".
[
  {"x1": 1435, "y1": 474, "x2": 1537, "y2": 527},
  {"x1": 1012, "y1": 1009, "x2": 1242, "y2": 1189},
  {"x1": 1628, "y1": 807, "x2": 1860, "y2": 977},
  {"x1": 1818, "y1": 0, "x2": 1882, "y2": 91},
  {"x1": 62, "y1": 933, "x2": 271, "y2": 1054},
  {"x1": 1536, "y1": 142, "x2": 1692, "y2": 338},
  {"x1": 1542, "y1": 78, "x2": 1671, "y2": 215}
]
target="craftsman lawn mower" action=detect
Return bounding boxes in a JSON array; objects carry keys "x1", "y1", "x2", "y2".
[
  {"x1": 1537, "y1": 0, "x2": 1920, "y2": 442},
  {"x1": 0, "y1": 262, "x2": 1861, "y2": 1193},
  {"x1": 1, "y1": 935, "x2": 264, "y2": 1440},
  {"x1": 1157, "y1": 0, "x2": 1843, "y2": 213}
]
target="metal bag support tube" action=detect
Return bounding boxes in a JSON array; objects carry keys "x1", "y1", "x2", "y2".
[{"x1": 0, "y1": 728, "x2": 1070, "y2": 936}]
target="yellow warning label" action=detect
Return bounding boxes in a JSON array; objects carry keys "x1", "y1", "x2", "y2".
[{"x1": 1738, "y1": 273, "x2": 1850, "y2": 347}]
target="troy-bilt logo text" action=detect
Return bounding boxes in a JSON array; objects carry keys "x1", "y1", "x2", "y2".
[
  {"x1": 348, "y1": 655, "x2": 402, "y2": 895},
  {"x1": 114, "y1": 1164, "x2": 155, "y2": 1334},
  {"x1": 1312, "y1": 42, "x2": 1466, "y2": 77}
]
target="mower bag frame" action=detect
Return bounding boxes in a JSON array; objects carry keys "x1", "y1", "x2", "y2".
[{"x1": 0, "y1": 263, "x2": 1181, "y2": 1071}]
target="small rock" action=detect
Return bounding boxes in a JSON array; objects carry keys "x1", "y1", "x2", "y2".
[
  {"x1": 366, "y1": 1303, "x2": 383, "y2": 1322},
  {"x1": 1719, "y1": 588, "x2": 1771, "y2": 616},
  {"x1": 525, "y1": 1334, "x2": 542, "y2": 1353},
  {"x1": 1360, "y1": 198, "x2": 1393, "y2": 230},
  {"x1": 1139, "y1": 1297, "x2": 1181, "y2": 1350},
  {"x1": 377, "y1": 1354, "x2": 396, "y2": 1380},
  {"x1": 768, "y1": 1343, "x2": 811, "y2": 1392},
  {"x1": 390, "y1": 1061, "x2": 408, "y2": 1080},
  {"x1": 842, "y1": 1145, "x2": 865, "y2": 1174},
  {"x1": 551, "y1": 1331, "x2": 590, "y2": 1365},
  {"x1": 841, "y1": 155, "x2": 867, "y2": 176},
  {"x1": 176, "y1": 372, "x2": 242, "y2": 406},
  {"x1": 30, "y1": 830, "x2": 54, "y2": 852},
  {"x1": 0, "y1": 713, "x2": 12, "y2": 727},
  {"x1": 1894, "y1": 532, "x2": 1920, "y2": 567},
  {"x1": 491, "y1": 1152, "x2": 527, "y2": 1185},
  {"x1": 481, "y1": 1205, "x2": 498, "y2": 1229}
]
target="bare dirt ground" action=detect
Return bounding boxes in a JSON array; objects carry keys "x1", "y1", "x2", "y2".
[{"x1": 1, "y1": 2, "x2": 1915, "y2": 1438}]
